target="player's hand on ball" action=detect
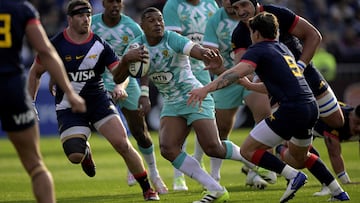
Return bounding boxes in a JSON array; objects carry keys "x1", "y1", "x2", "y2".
[{"x1": 127, "y1": 43, "x2": 150, "y2": 78}]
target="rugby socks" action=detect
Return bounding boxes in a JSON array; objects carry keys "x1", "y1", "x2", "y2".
[
  {"x1": 133, "y1": 171, "x2": 151, "y2": 193},
  {"x1": 138, "y1": 145, "x2": 159, "y2": 178},
  {"x1": 172, "y1": 152, "x2": 223, "y2": 191},
  {"x1": 337, "y1": 171, "x2": 351, "y2": 184},
  {"x1": 252, "y1": 149, "x2": 299, "y2": 179},
  {"x1": 210, "y1": 157, "x2": 222, "y2": 181},
  {"x1": 305, "y1": 153, "x2": 344, "y2": 195},
  {"x1": 193, "y1": 136, "x2": 204, "y2": 163},
  {"x1": 174, "y1": 141, "x2": 187, "y2": 179},
  {"x1": 223, "y1": 140, "x2": 257, "y2": 169},
  {"x1": 305, "y1": 153, "x2": 334, "y2": 185},
  {"x1": 251, "y1": 149, "x2": 292, "y2": 176}
]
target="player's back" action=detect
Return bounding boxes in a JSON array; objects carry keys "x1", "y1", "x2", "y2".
[{"x1": 0, "y1": 0, "x2": 39, "y2": 74}]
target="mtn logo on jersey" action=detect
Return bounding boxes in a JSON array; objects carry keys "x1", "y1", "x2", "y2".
[
  {"x1": 149, "y1": 72, "x2": 173, "y2": 84},
  {"x1": 68, "y1": 70, "x2": 95, "y2": 82}
]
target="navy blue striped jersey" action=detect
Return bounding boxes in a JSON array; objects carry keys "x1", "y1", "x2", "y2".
[
  {"x1": 232, "y1": 4, "x2": 303, "y2": 59},
  {"x1": 0, "y1": 0, "x2": 39, "y2": 74},
  {"x1": 49, "y1": 31, "x2": 119, "y2": 109},
  {"x1": 241, "y1": 40, "x2": 314, "y2": 104}
]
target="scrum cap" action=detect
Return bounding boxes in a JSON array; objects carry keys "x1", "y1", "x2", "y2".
[{"x1": 230, "y1": 0, "x2": 257, "y2": 7}]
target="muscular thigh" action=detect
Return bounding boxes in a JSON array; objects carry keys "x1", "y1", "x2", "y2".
[
  {"x1": 215, "y1": 108, "x2": 238, "y2": 136},
  {"x1": 192, "y1": 118, "x2": 220, "y2": 147},
  {"x1": 159, "y1": 116, "x2": 190, "y2": 148}
]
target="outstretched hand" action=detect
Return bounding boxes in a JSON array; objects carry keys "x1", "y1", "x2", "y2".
[
  {"x1": 187, "y1": 87, "x2": 209, "y2": 108},
  {"x1": 203, "y1": 49, "x2": 223, "y2": 71}
]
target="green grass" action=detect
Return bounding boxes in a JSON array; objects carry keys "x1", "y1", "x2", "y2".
[{"x1": 0, "y1": 128, "x2": 359, "y2": 202}]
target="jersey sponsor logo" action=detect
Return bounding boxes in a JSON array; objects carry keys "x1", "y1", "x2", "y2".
[
  {"x1": 149, "y1": 72, "x2": 173, "y2": 84},
  {"x1": 12, "y1": 110, "x2": 34, "y2": 125},
  {"x1": 68, "y1": 70, "x2": 96, "y2": 81},
  {"x1": 88, "y1": 54, "x2": 97, "y2": 59},
  {"x1": 65, "y1": 55, "x2": 72, "y2": 62},
  {"x1": 187, "y1": 33, "x2": 204, "y2": 43},
  {"x1": 76, "y1": 55, "x2": 85, "y2": 60}
]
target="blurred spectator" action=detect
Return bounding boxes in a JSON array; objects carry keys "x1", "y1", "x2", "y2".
[
  {"x1": 344, "y1": 82, "x2": 360, "y2": 106},
  {"x1": 334, "y1": 24, "x2": 360, "y2": 62},
  {"x1": 124, "y1": 0, "x2": 166, "y2": 23},
  {"x1": 23, "y1": 0, "x2": 360, "y2": 64},
  {"x1": 312, "y1": 41, "x2": 337, "y2": 82}
]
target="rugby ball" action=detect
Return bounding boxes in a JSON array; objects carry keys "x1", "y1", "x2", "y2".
[{"x1": 128, "y1": 43, "x2": 150, "y2": 78}]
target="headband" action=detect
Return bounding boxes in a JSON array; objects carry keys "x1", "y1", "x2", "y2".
[
  {"x1": 68, "y1": 6, "x2": 91, "y2": 16},
  {"x1": 230, "y1": 0, "x2": 257, "y2": 7}
]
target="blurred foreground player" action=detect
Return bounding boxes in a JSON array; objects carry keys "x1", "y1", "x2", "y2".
[{"x1": 0, "y1": 1, "x2": 86, "y2": 203}]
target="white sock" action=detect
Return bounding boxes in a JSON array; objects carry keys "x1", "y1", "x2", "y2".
[
  {"x1": 193, "y1": 136, "x2": 204, "y2": 162},
  {"x1": 337, "y1": 171, "x2": 351, "y2": 184},
  {"x1": 280, "y1": 165, "x2": 298, "y2": 180},
  {"x1": 223, "y1": 140, "x2": 257, "y2": 169},
  {"x1": 141, "y1": 151, "x2": 159, "y2": 178},
  {"x1": 210, "y1": 157, "x2": 223, "y2": 181},
  {"x1": 177, "y1": 154, "x2": 222, "y2": 191},
  {"x1": 174, "y1": 141, "x2": 187, "y2": 179},
  {"x1": 138, "y1": 145, "x2": 158, "y2": 176},
  {"x1": 327, "y1": 180, "x2": 344, "y2": 196}
]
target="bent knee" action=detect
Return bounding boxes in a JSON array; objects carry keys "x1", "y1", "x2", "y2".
[
  {"x1": 63, "y1": 137, "x2": 87, "y2": 163},
  {"x1": 159, "y1": 144, "x2": 179, "y2": 161}
]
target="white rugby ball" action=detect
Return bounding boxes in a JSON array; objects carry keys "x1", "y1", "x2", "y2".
[{"x1": 128, "y1": 43, "x2": 150, "y2": 78}]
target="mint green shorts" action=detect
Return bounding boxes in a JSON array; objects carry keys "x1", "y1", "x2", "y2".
[
  {"x1": 161, "y1": 96, "x2": 215, "y2": 126},
  {"x1": 212, "y1": 83, "x2": 251, "y2": 109},
  {"x1": 117, "y1": 77, "x2": 140, "y2": 110}
]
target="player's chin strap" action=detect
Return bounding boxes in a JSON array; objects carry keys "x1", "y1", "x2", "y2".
[{"x1": 30, "y1": 163, "x2": 49, "y2": 180}]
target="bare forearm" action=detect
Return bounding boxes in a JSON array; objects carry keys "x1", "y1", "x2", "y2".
[
  {"x1": 28, "y1": 71, "x2": 41, "y2": 101},
  {"x1": 206, "y1": 62, "x2": 254, "y2": 92},
  {"x1": 112, "y1": 57, "x2": 130, "y2": 84},
  {"x1": 205, "y1": 69, "x2": 240, "y2": 92}
]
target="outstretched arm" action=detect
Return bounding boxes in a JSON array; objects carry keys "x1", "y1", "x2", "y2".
[{"x1": 187, "y1": 62, "x2": 255, "y2": 107}]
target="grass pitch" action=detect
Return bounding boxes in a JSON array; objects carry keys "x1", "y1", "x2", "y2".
[{"x1": 0, "y1": 128, "x2": 359, "y2": 202}]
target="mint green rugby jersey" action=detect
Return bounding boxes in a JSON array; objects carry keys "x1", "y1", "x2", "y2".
[
  {"x1": 91, "y1": 13, "x2": 143, "y2": 91},
  {"x1": 203, "y1": 7, "x2": 238, "y2": 71},
  {"x1": 163, "y1": 0, "x2": 219, "y2": 84},
  {"x1": 126, "y1": 30, "x2": 204, "y2": 105}
]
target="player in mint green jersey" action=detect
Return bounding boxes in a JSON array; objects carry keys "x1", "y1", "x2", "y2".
[
  {"x1": 163, "y1": 0, "x2": 219, "y2": 191},
  {"x1": 91, "y1": 0, "x2": 168, "y2": 195},
  {"x1": 202, "y1": 0, "x2": 275, "y2": 188},
  {"x1": 112, "y1": 7, "x2": 259, "y2": 202}
]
